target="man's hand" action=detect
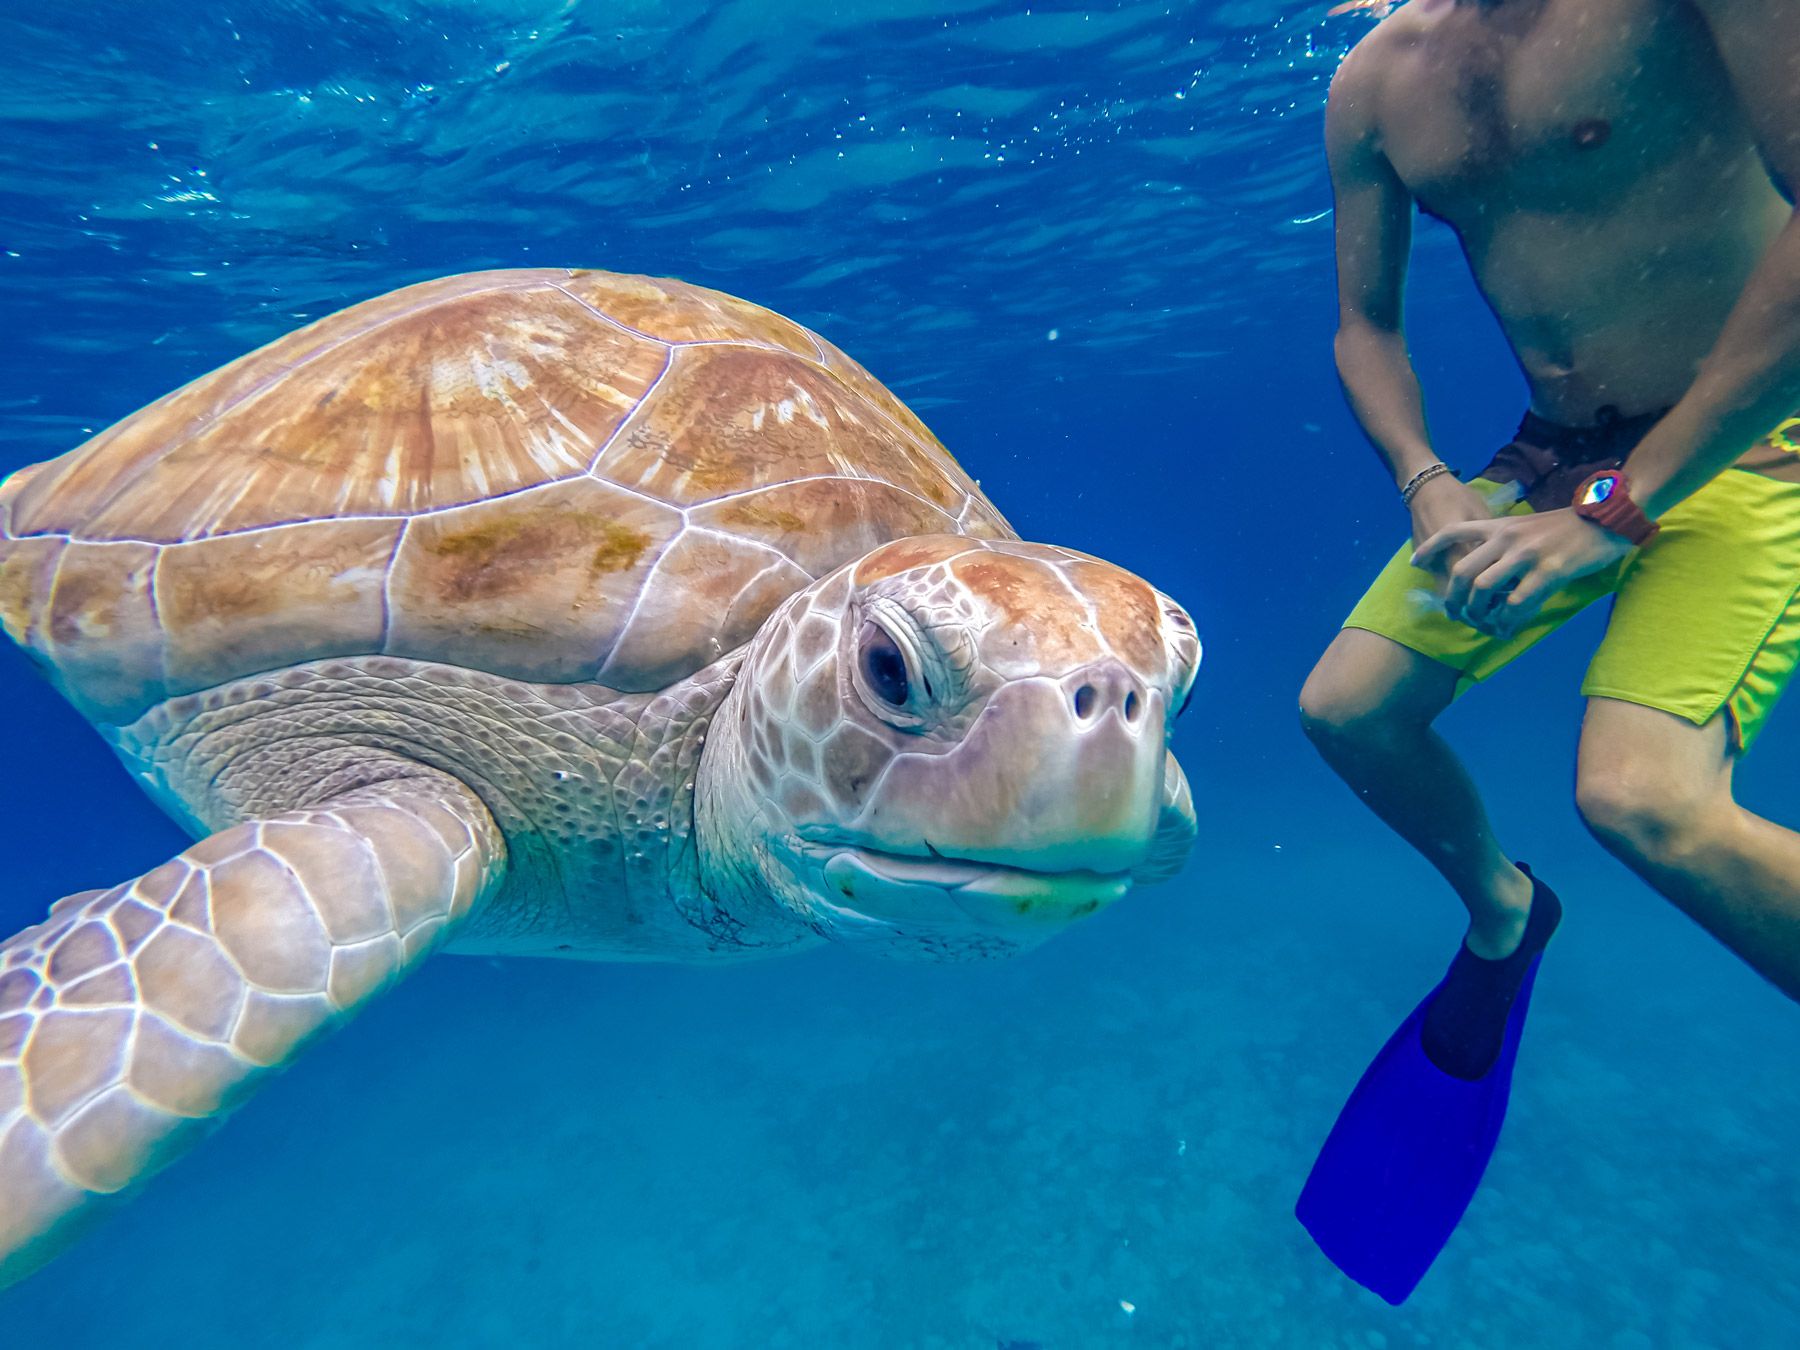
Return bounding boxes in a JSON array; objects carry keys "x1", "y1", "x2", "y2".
[
  {"x1": 1413, "y1": 510, "x2": 1632, "y2": 638},
  {"x1": 1406, "y1": 471, "x2": 1495, "y2": 559}
]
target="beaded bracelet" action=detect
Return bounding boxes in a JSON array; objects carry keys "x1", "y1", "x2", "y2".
[{"x1": 1399, "y1": 461, "x2": 1453, "y2": 508}]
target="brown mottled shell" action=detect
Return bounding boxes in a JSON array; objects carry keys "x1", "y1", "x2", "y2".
[{"x1": 0, "y1": 269, "x2": 1013, "y2": 723}]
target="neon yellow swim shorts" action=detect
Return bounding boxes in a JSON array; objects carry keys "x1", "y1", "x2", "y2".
[{"x1": 1346, "y1": 411, "x2": 1800, "y2": 751}]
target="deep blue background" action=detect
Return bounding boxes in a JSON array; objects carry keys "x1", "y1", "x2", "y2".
[{"x1": 3, "y1": 3, "x2": 1797, "y2": 1345}]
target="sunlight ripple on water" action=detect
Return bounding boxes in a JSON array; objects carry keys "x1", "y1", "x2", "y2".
[{"x1": 0, "y1": 0, "x2": 1357, "y2": 450}]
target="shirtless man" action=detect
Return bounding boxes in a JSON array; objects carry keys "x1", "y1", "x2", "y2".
[{"x1": 1291, "y1": 0, "x2": 1800, "y2": 1303}]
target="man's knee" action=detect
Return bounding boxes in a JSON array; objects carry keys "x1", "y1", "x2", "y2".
[
  {"x1": 1299, "y1": 657, "x2": 1409, "y2": 752},
  {"x1": 1575, "y1": 759, "x2": 1714, "y2": 866},
  {"x1": 1299, "y1": 667, "x2": 1369, "y2": 745}
]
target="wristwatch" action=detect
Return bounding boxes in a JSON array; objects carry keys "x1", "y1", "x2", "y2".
[{"x1": 1571, "y1": 469, "x2": 1660, "y2": 546}]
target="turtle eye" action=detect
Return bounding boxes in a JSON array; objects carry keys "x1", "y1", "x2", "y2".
[{"x1": 858, "y1": 621, "x2": 910, "y2": 709}]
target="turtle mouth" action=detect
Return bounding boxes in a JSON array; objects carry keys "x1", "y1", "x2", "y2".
[{"x1": 805, "y1": 843, "x2": 1133, "y2": 929}]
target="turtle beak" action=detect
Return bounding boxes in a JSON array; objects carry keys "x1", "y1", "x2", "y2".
[{"x1": 852, "y1": 659, "x2": 1169, "y2": 877}]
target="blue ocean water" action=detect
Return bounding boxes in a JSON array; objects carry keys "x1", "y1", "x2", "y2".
[{"x1": 2, "y1": 1, "x2": 1796, "y2": 1344}]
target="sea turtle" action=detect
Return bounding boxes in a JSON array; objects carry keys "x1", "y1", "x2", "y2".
[{"x1": 0, "y1": 268, "x2": 1199, "y2": 1283}]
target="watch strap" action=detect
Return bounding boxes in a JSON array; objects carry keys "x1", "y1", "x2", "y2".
[{"x1": 1572, "y1": 470, "x2": 1659, "y2": 546}]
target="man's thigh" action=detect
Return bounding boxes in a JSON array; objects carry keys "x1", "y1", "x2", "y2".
[
  {"x1": 1338, "y1": 481, "x2": 1621, "y2": 703},
  {"x1": 1584, "y1": 471, "x2": 1800, "y2": 753}
]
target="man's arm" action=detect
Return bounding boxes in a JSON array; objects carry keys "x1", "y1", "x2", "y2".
[
  {"x1": 1420, "y1": 0, "x2": 1800, "y2": 635},
  {"x1": 1624, "y1": 0, "x2": 1800, "y2": 515},
  {"x1": 1325, "y1": 52, "x2": 1440, "y2": 490}
]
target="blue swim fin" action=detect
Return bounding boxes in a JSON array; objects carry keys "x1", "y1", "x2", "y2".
[{"x1": 1294, "y1": 957, "x2": 1542, "y2": 1305}]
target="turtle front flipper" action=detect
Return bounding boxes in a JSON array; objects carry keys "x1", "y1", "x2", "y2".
[{"x1": 0, "y1": 770, "x2": 506, "y2": 1286}]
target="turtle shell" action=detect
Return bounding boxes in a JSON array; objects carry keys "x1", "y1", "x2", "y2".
[{"x1": 0, "y1": 269, "x2": 1013, "y2": 723}]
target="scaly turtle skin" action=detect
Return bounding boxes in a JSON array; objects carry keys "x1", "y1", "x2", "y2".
[{"x1": 0, "y1": 268, "x2": 1199, "y2": 1283}]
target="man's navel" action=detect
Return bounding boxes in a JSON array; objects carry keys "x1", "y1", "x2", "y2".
[{"x1": 1571, "y1": 118, "x2": 1612, "y2": 151}]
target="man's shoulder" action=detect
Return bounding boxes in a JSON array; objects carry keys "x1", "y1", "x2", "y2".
[
  {"x1": 1328, "y1": 8, "x2": 1423, "y2": 108},
  {"x1": 1327, "y1": 21, "x2": 1405, "y2": 140}
]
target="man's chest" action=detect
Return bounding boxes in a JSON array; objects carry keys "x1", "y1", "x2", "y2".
[{"x1": 1376, "y1": 0, "x2": 1730, "y2": 217}]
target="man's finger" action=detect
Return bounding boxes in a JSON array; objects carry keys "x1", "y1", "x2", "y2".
[
  {"x1": 1467, "y1": 554, "x2": 1532, "y2": 625},
  {"x1": 1489, "y1": 573, "x2": 1556, "y2": 638},
  {"x1": 1443, "y1": 537, "x2": 1510, "y2": 619},
  {"x1": 1413, "y1": 520, "x2": 1501, "y2": 569}
]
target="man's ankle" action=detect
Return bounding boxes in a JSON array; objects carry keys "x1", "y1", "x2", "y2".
[{"x1": 1464, "y1": 863, "x2": 1534, "y2": 960}]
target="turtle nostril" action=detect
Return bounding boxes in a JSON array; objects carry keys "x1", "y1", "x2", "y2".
[
  {"x1": 1073, "y1": 684, "x2": 1097, "y2": 719},
  {"x1": 1124, "y1": 691, "x2": 1141, "y2": 723}
]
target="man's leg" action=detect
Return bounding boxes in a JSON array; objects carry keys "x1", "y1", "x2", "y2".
[
  {"x1": 1295, "y1": 626, "x2": 1565, "y2": 1300},
  {"x1": 1299, "y1": 628, "x2": 1535, "y2": 958},
  {"x1": 1576, "y1": 697, "x2": 1800, "y2": 1001}
]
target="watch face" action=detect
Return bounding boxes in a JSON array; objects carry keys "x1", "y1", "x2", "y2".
[{"x1": 1580, "y1": 474, "x2": 1619, "y2": 506}]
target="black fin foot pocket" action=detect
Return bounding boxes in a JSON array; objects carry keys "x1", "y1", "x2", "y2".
[{"x1": 1420, "y1": 863, "x2": 1563, "y2": 1081}]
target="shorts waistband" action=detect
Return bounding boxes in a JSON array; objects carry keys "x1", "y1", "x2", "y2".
[{"x1": 1514, "y1": 406, "x2": 1673, "y2": 463}]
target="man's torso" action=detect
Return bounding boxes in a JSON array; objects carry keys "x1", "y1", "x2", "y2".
[{"x1": 1352, "y1": 0, "x2": 1790, "y2": 425}]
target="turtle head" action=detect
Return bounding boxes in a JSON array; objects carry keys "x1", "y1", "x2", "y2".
[{"x1": 695, "y1": 535, "x2": 1200, "y2": 961}]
